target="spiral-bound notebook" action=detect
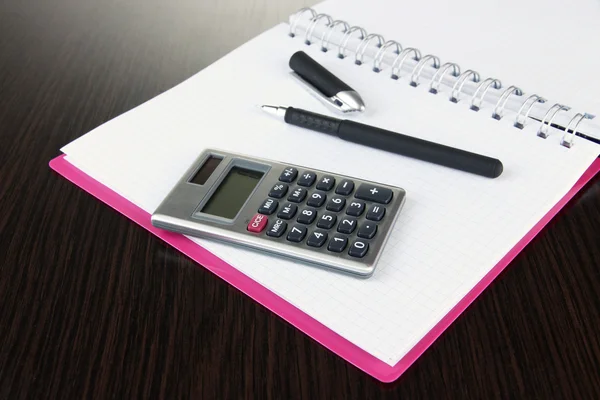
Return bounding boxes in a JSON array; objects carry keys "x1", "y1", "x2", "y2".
[{"x1": 51, "y1": 0, "x2": 600, "y2": 382}]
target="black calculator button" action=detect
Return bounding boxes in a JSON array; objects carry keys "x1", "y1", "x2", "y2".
[
  {"x1": 327, "y1": 235, "x2": 348, "y2": 253},
  {"x1": 335, "y1": 179, "x2": 354, "y2": 195},
  {"x1": 287, "y1": 187, "x2": 307, "y2": 203},
  {"x1": 258, "y1": 198, "x2": 278, "y2": 215},
  {"x1": 287, "y1": 225, "x2": 307, "y2": 242},
  {"x1": 307, "y1": 230, "x2": 328, "y2": 248},
  {"x1": 366, "y1": 204, "x2": 386, "y2": 221},
  {"x1": 316, "y1": 213, "x2": 337, "y2": 230},
  {"x1": 297, "y1": 171, "x2": 317, "y2": 187},
  {"x1": 297, "y1": 208, "x2": 317, "y2": 225},
  {"x1": 269, "y1": 183, "x2": 288, "y2": 199},
  {"x1": 326, "y1": 196, "x2": 346, "y2": 212},
  {"x1": 337, "y1": 217, "x2": 357, "y2": 234},
  {"x1": 346, "y1": 201, "x2": 365, "y2": 216},
  {"x1": 316, "y1": 175, "x2": 335, "y2": 191},
  {"x1": 277, "y1": 203, "x2": 297, "y2": 220},
  {"x1": 266, "y1": 219, "x2": 287, "y2": 238},
  {"x1": 279, "y1": 167, "x2": 298, "y2": 183},
  {"x1": 355, "y1": 184, "x2": 393, "y2": 204},
  {"x1": 306, "y1": 191, "x2": 326, "y2": 207},
  {"x1": 348, "y1": 240, "x2": 369, "y2": 258},
  {"x1": 357, "y1": 223, "x2": 377, "y2": 239}
]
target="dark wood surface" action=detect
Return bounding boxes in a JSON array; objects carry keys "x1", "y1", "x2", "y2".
[{"x1": 1, "y1": 0, "x2": 599, "y2": 398}]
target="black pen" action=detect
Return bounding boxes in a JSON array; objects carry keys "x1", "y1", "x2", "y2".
[{"x1": 262, "y1": 105, "x2": 503, "y2": 178}]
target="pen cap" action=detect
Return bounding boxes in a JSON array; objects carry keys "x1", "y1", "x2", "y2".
[{"x1": 289, "y1": 51, "x2": 354, "y2": 97}]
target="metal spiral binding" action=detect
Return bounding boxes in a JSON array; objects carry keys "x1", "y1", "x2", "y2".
[
  {"x1": 537, "y1": 104, "x2": 569, "y2": 139},
  {"x1": 429, "y1": 62, "x2": 460, "y2": 94},
  {"x1": 410, "y1": 55, "x2": 440, "y2": 87},
  {"x1": 470, "y1": 78, "x2": 502, "y2": 111},
  {"x1": 514, "y1": 95, "x2": 545, "y2": 129},
  {"x1": 373, "y1": 40, "x2": 402, "y2": 72},
  {"x1": 450, "y1": 70, "x2": 480, "y2": 103},
  {"x1": 304, "y1": 14, "x2": 333, "y2": 45},
  {"x1": 288, "y1": 7, "x2": 582, "y2": 147},
  {"x1": 355, "y1": 34, "x2": 385, "y2": 65},
  {"x1": 492, "y1": 86, "x2": 523, "y2": 120},
  {"x1": 562, "y1": 113, "x2": 585, "y2": 148},
  {"x1": 391, "y1": 48, "x2": 421, "y2": 80}
]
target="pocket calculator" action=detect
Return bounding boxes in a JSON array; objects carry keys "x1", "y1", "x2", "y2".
[{"x1": 151, "y1": 149, "x2": 406, "y2": 277}]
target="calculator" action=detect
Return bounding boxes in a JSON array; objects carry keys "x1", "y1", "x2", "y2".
[{"x1": 151, "y1": 149, "x2": 406, "y2": 277}]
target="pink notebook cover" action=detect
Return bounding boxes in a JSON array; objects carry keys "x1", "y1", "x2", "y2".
[{"x1": 49, "y1": 154, "x2": 600, "y2": 382}]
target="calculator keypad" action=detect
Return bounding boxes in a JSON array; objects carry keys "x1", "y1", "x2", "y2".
[
  {"x1": 257, "y1": 166, "x2": 400, "y2": 264},
  {"x1": 306, "y1": 191, "x2": 326, "y2": 207},
  {"x1": 307, "y1": 230, "x2": 328, "y2": 247},
  {"x1": 355, "y1": 184, "x2": 393, "y2": 204},
  {"x1": 258, "y1": 198, "x2": 278, "y2": 215},
  {"x1": 366, "y1": 204, "x2": 385, "y2": 221},
  {"x1": 328, "y1": 235, "x2": 348, "y2": 252},
  {"x1": 288, "y1": 187, "x2": 307, "y2": 203},
  {"x1": 287, "y1": 225, "x2": 307, "y2": 242},
  {"x1": 277, "y1": 203, "x2": 297, "y2": 220},
  {"x1": 269, "y1": 183, "x2": 288, "y2": 199},
  {"x1": 297, "y1": 171, "x2": 317, "y2": 187},
  {"x1": 326, "y1": 196, "x2": 346, "y2": 212},
  {"x1": 316, "y1": 175, "x2": 335, "y2": 191},
  {"x1": 297, "y1": 207, "x2": 317, "y2": 225},
  {"x1": 279, "y1": 167, "x2": 298, "y2": 183},
  {"x1": 266, "y1": 219, "x2": 287, "y2": 237},
  {"x1": 335, "y1": 179, "x2": 355, "y2": 195}
]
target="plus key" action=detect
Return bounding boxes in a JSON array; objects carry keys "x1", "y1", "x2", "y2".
[{"x1": 354, "y1": 184, "x2": 393, "y2": 204}]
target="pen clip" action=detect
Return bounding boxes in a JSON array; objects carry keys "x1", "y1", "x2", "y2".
[
  {"x1": 290, "y1": 72, "x2": 364, "y2": 113},
  {"x1": 289, "y1": 51, "x2": 365, "y2": 114}
]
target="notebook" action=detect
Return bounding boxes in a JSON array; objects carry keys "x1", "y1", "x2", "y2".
[{"x1": 50, "y1": 0, "x2": 600, "y2": 382}]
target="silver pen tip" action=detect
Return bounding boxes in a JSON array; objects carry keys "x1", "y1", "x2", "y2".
[{"x1": 261, "y1": 105, "x2": 287, "y2": 118}]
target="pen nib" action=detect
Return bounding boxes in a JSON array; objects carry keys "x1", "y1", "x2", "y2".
[{"x1": 261, "y1": 105, "x2": 288, "y2": 118}]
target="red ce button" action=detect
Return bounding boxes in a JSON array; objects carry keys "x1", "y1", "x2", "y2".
[{"x1": 247, "y1": 213, "x2": 268, "y2": 233}]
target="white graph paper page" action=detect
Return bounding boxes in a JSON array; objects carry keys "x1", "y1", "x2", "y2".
[{"x1": 61, "y1": 23, "x2": 600, "y2": 365}]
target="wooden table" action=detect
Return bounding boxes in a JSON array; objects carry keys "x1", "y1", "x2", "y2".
[{"x1": 1, "y1": 0, "x2": 599, "y2": 398}]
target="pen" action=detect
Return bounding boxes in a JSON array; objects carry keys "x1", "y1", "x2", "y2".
[
  {"x1": 262, "y1": 105, "x2": 503, "y2": 178},
  {"x1": 289, "y1": 51, "x2": 366, "y2": 113}
]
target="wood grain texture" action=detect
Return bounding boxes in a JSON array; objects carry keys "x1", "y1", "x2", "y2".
[{"x1": 1, "y1": 0, "x2": 599, "y2": 398}]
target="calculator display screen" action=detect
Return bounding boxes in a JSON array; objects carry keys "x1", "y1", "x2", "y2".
[{"x1": 201, "y1": 167, "x2": 263, "y2": 219}]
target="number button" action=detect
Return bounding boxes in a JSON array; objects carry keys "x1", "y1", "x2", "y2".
[
  {"x1": 297, "y1": 208, "x2": 317, "y2": 224},
  {"x1": 355, "y1": 184, "x2": 393, "y2": 204},
  {"x1": 277, "y1": 203, "x2": 297, "y2": 220},
  {"x1": 316, "y1": 175, "x2": 335, "y2": 191},
  {"x1": 266, "y1": 219, "x2": 287, "y2": 238},
  {"x1": 326, "y1": 196, "x2": 346, "y2": 212},
  {"x1": 337, "y1": 217, "x2": 357, "y2": 234},
  {"x1": 287, "y1": 225, "x2": 307, "y2": 242},
  {"x1": 306, "y1": 192, "x2": 326, "y2": 207},
  {"x1": 346, "y1": 201, "x2": 365, "y2": 216},
  {"x1": 297, "y1": 171, "x2": 317, "y2": 187},
  {"x1": 287, "y1": 187, "x2": 307, "y2": 203},
  {"x1": 317, "y1": 213, "x2": 337, "y2": 230},
  {"x1": 366, "y1": 205, "x2": 385, "y2": 221},
  {"x1": 279, "y1": 167, "x2": 298, "y2": 183},
  {"x1": 258, "y1": 198, "x2": 278, "y2": 215},
  {"x1": 269, "y1": 183, "x2": 288, "y2": 199},
  {"x1": 307, "y1": 230, "x2": 328, "y2": 248},
  {"x1": 335, "y1": 179, "x2": 354, "y2": 195},
  {"x1": 327, "y1": 235, "x2": 348, "y2": 253},
  {"x1": 348, "y1": 240, "x2": 369, "y2": 258},
  {"x1": 357, "y1": 223, "x2": 377, "y2": 239}
]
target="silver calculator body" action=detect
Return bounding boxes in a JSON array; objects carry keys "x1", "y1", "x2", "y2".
[{"x1": 151, "y1": 149, "x2": 406, "y2": 277}]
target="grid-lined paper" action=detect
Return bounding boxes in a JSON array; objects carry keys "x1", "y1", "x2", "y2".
[{"x1": 62, "y1": 22, "x2": 600, "y2": 365}]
